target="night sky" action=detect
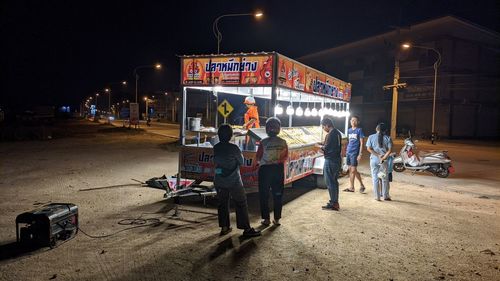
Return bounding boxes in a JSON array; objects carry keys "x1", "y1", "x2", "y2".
[{"x1": 2, "y1": 0, "x2": 499, "y2": 109}]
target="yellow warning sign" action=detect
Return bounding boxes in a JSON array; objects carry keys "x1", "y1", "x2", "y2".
[{"x1": 217, "y1": 99, "x2": 234, "y2": 118}]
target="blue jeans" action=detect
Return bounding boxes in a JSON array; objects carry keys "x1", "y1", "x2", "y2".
[
  {"x1": 369, "y1": 156, "x2": 390, "y2": 199},
  {"x1": 324, "y1": 159, "x2": 340, "y2": 205}
]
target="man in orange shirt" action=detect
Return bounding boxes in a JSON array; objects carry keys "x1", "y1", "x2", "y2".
[{"x1": 243, "y1": 96, "x2": 260, "y2": 130}]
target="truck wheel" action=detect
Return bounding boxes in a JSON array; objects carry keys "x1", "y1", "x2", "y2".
[{"x1": 393, "y1": 163, "x2": 405, "y2": 172}]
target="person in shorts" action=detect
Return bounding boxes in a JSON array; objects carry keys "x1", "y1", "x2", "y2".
[{"x1": 343, "y1": 116, "x2": 366, "y2": 193}]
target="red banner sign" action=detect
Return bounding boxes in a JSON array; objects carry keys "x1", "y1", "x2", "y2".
[{"x1": 182, "y1": 55, "x2": 274, "y2": 86}]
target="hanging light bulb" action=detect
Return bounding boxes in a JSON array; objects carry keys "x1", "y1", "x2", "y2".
[
  {"x1": 311, "y1": 106, "x2": 318, "y2": 117},
  {"x1": 295, "y1": 106, "x2": 303, "y2": 116},
  {"x1": 286, "y1": 104, "x2": 295, "y2": 115},
  {"x1": 274, "y1": 104, "x2": 283, "y2": 115},
  {"x1": 319, "y1": 106, "x2": 326, "y2": 117},
  {"x1": 304, "y1": 107, "x2": 311, "y2": 117},
  {"x1": 328, "y1": 105, "x2": 334, "y2": 116},
  {"x1": 332, "y1": 103, "x2": 339, "y2": 117}
]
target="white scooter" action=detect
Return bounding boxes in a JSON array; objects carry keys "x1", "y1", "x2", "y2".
[{"x1": 392, "y1": 134, "x2": 454, "y2": 178}]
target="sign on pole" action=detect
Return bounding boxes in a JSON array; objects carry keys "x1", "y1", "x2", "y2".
[
  {"x1": 217, "y1": 99, "x2": 234, "y2": 118},
  {"x1": 130, "y1": 103, "x2": 139, "y2": 125}
]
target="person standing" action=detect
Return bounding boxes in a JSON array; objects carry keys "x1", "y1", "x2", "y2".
[
  {"x1": 319, "y1": 117, "x2": 342, "y2": 211},
  {"x1": 343, "y1": 116, "x2": 366, "y2": 193},
  {"x1": 256, "y1": 117, "x2": 288, "y2": 226},
  {"x1": 243, "y1": 96, "x2": 260, "y2": 151},
  {"x1": 213, "y1": 124, "x2": 261, "y2": 237},
  {"x1": 243, "y1": 96, "x2": 260, "y2": 129},
  {"x1": 366, "y1": 123, "x2": 393, "y2": 201}
]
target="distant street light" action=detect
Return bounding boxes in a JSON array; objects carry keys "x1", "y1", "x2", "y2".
[
  {"x1": 95, "y1": 93, "x2": 100, "y2": 119},
  {"x1": 402, "y1": 43, "x2": 442, "y2": 144},
  {"x1": 103, "y1": 81, "x2": 127, "y2": 114},
  {"x1": 104, "y1": 88, "x2": 111, "y2": 113},
  {"x1": 213, "y1": 12, "x2": 263, "y2": 54},
  {"x1": 133, "y1": 64, "x2": 162, "y2": 103}
]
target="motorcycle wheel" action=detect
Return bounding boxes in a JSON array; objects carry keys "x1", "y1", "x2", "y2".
[
  {"x1": 393, "y1": 163, "x2": 405, "y2": 172},
  {"x1": 435, "y1": 168, "x2": 450, "y2": 178}
]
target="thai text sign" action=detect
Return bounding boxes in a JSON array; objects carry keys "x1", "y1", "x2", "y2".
[
  {"x1": 278, "y1": 55, "x2": 351, "y2": 102},
  {"x1": 182, "y1": 55, "x2": 273, "y2": 86}
]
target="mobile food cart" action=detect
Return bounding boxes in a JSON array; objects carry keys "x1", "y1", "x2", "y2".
[{"x1": 178, "y1": 52, "x2": 351, "y2": 192}]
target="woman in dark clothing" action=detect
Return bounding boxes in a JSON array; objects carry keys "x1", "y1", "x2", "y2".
[
  {"x1": 256, "y1": 117, "x2": 288, "y2": 226},
  {"x1": 213, "y1": 124, "x2": 261, "y2": 237}
]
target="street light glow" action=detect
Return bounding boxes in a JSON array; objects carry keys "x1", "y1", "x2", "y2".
[
  {"x1": 255, "y1": 12, "x2": 263, "y2": 17},
  {"x1": 155, "y1": 63, "x2": 162, "y2": 69},
  {"x1": 402, "y1": 43, "x2": 411, "y2": 49},
  {"x1": 104, "y1": 88, "x2": 110, "y2": 92},
  {"x1": 121, "y1": 81, "x2": 127, "y2": 85}
]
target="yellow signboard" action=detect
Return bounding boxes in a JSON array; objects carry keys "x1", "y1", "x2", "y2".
[{"x1": 217, "y1": 99, "x2": 234, "y2": 118}]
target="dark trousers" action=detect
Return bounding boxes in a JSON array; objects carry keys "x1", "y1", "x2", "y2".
[
  {"x1": 258, "y1": 163, "x2": 285, "y2": 220},
  {"x1": 216, "y1": 185, "x2": 251, "y2": 230},
  {"x1": 324, "y1": 158, "x2": 340, "y2": 204}
]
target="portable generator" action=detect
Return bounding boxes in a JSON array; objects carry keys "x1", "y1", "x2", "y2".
[{"x1": 16, "y1": 203, "x2": 78, "y2": 248}]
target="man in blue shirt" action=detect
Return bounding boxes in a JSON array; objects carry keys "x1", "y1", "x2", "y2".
[{"x1": 343, "y1": 116, "x2": 366, "y2": 193}]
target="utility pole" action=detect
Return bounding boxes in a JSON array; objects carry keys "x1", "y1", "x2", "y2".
[
  {"x1": 383, "y1": 58, "x2": 406, "y2": 140},
  {"x1": 391, "y1": 59, "x2": 400, "y2": 140}
]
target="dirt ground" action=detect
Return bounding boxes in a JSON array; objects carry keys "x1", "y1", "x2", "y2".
[{"x1": 0, "y1": 120, "x2": 499, "y2": 281}]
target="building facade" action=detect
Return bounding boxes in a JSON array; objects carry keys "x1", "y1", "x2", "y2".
[{"x1": 299, "y1": 16, "x2": 500, "y2": 139}]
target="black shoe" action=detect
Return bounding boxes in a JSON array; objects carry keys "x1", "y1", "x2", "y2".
[
  {"x1": 242, "y1": 228, "x2": 261, "y2": 237},
  {"x1": 220, "y1": 227, "x2": 232, "y2": 236},
  {"x1": 322, "y1": 203, "x2": 340, "y2": 211}
]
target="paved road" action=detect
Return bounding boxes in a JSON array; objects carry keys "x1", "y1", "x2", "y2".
[
  {"x1": 106, "y1": 119, "x2": 500, "y2": 198},
  {"x1": 356, "y1": 139, "x2": 500, "y2": 198},
  {"x1": 109, "y1": 119, "x2": 180, "y2": 138}
]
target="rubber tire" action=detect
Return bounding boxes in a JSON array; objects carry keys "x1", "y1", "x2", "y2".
[
  {"x1": 393, "y1": 163, "x2": 405, "y2": 172},
  {"x1": 436, "y1": 168, "x2": 450, "y2": 178}
]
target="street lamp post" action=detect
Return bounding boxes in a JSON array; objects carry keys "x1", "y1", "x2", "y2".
[
  {"x1": 95, "y1": 93, "x2": 99, "y2": 112},
  {"x1": 402, "y1": 43, "x2": 442, "y2": 144},
  {"x1": 94, "y1": 93, "x2": 100, "y2": 122},
  {"x1": 213, "y1": 12, "x2": 263, "y2": 54},
  {"x1": 104, "y1": 81, "x2": 127, "y2": 115},
  {"x1": 133, "y1": 64, "x2": 161, "y2": 103},
  {"x1": 104, "y1": 88, "x2": 111, "y2": 114}
]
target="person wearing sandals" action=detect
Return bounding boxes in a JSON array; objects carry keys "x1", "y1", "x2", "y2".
[
  {"x1": 366, "y1": 123, "x2": 393, "y2": 201},
  {"x1": 343, "y1": 115, "x2": 367, "y2": 193},
  {"x1": 213, "y1": 124, "x2": 261, "y2": 237},
  {"x1": 256, "y1": 117, "x2": 288, "y2": 226},
  {"x1": 318, "y1": 117, "x2": 342, "y2": 211}
]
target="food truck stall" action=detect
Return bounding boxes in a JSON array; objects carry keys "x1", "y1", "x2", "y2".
[{"x1": 177, "y1": 52, "x2": 351, "y2": 192}]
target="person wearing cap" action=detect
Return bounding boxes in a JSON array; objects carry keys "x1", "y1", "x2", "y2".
[
  {"x1": 243, "y1": 96, "x2": 260, "y2": 130},
  {"x1": 256, "y1": 117, "x2": 288, "y2": 226}
]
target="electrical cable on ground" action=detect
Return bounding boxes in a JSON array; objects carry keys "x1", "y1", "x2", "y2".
[{"x1": 76, "y1": 215, "x2": 162, "y2": 239}]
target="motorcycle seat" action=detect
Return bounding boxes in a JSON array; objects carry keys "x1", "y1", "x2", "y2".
[{"x1": 418, "y1": 150, "x2": 447, "y2": 157}]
